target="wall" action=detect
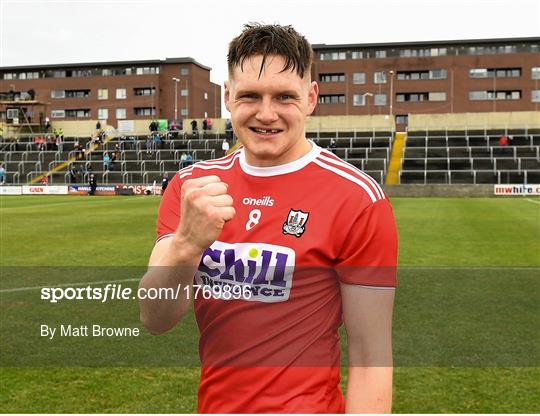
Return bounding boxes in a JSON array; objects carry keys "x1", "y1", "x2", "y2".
[{"x1": 409, "y1": 111, "x2": 540, "y2": 131}]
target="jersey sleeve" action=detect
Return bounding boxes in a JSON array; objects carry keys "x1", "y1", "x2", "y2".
[
  {"x1": 335, "y1": 197, "x2": 398, "y2": 288},
  {"x1": 156, "y1": 173, "x2": 183, "y2": 243}
]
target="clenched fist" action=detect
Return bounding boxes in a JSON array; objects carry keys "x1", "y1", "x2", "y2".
[{"x1": 177, "y1": 175, "x2": 235, "y2": 252}]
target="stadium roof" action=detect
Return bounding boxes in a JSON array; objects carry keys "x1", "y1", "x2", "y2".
[
  {"x1": 0, "y1": 57, "x2": 211, "y2": 71},
  {"x1": 312, "y1": 37, "x2": 540, "y2": 50}
]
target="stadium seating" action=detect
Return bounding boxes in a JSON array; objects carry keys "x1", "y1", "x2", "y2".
[
  {"x1": 400, "y1": 129, "x2": 540, "y2": 184},
  {"x1": 0, "y1": 130, "x2": 394, "y2": 186}
]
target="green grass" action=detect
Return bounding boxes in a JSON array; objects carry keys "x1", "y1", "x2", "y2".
[{"x1": 1, "y1": 196, "x2": 539, "y2": 413}]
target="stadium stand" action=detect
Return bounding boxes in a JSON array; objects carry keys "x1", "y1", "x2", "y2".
[
  {"x1": 1, "y1": 129, "x2": 395, "y2": 186},
  {"x1": 400, "y1": 129, "x2": 540, "y2": 184}
]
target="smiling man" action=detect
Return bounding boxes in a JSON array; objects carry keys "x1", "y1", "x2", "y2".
[{"x1": 139, "y1": 24, "x2": 398, "y2": 414}]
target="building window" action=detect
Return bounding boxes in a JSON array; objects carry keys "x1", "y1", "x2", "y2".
[
  {"x1": 51, "y1": 90, "x2": 66, "y2": 99},
  {"x1": 428, "y1": 92, "x2": 447, "y2": 101},
  {"x1": 134, "y1": 87, "x2": 155, "y2": 96},
  {"x1": 375, "y1": 50, "x2": 387, "y2": 58},
  {"x1": 116, "y1": 88, "x2": 127, "y2": 99},
  {"x1": 181, "y1": 89, "x2": 189, "y2": 97},
  {"x1": 320, "y1": 51, "x2": 346, "y2": 61},
  {"x1": 351, "y1": 51, "x2": 363, "y2": 59},
  {"x1": 374, "y1": 72, "x2": 387, "y2": 84},
  {"x1": 134, "y1": 107, "x2": 156, "y2": 116},
  {"x1": 469, "y1": 90, "x2": 522, "y2": 100},
  {"x1": 116, "y1": 108, "x2": 126, "y2": 119},
  {"x1": 352, "y1": 94, "x2": 367, "y2": 106},
  {"x1": 65, "y1": 109, "x2": 90, "y2": 118},
  {"x1": 204, "y1": 92, "x2": 208, "y2": 100},
  {"x1": 65, "y1": 89, "x2": 90, "y2": 98},
  {"x1": 98, "y1": 108, "x2": 108, "y2": 120},
  {"x1": 396, "y1": 115, "x2": 408, "y2": 124},
  {"x1": 532, "y1": 67, "x2": 540, "y2": 80},
  {"x1": 204, "y1": 111, "x2": 208, "y2": 118},
  {"x1": 374, "y1": 94, "x2": 387, "y2": 106},
  {"x1": 180, "y1": 68, "x2": 189, "y2": 76},
  {"x1": 3, "y1": 73, "x2": 16, "y2": 80},
  {"x1": 319, "y1": 73, "x2": 345, "y2": 83},
  {"x1": 532, "y1": 90, "x2": 540, "y2": 103},
  {"x1": 352, "y1": 72, "x2": 366, "y2": 84},
  {"x1": 98, "y1": 89, "x2": 108, "y2": 100},
  {"x1": 318, "y1": 94, "x2": 345, "y2": 104},
  {"x1": 53, "y1": 70, "x2": 66, "y2": 78},
  {"x1": 51, "y1": 110, "x2": 65, "y2": 118},
  {"x1": 180, "y1": 108, "x2": 188, "y2": 116},
  {"x1": 470, "y1": 67, "x2": 522, "y2": 78}
]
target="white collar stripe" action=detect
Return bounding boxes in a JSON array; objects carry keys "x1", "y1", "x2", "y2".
[
  {"x1": 313, "y1": 158, "x2": 378, "y2": 203},
  {"x1": 239, "y1": 141, "x2": 321, "y2": 177}
]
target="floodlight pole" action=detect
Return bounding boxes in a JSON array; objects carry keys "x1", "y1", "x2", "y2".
[
  {"x1": 389, "y1": 70, "x2": 395, "y2": 119},
  {"x1": 172, "y1": 77, "x2": 180, "y2": 121}
]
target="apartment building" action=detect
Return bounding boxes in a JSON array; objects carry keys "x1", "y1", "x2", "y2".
[
  {"x1": 312, "y1": 37, "x2": 540, "y2": 126},
  {"x1": 0, "y1": 57, "x2": 221, "y2": 126}
]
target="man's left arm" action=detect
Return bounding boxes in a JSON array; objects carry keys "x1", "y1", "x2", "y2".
[{"x1": 340, "y1": 283, "x2": 395, "y2": 413}]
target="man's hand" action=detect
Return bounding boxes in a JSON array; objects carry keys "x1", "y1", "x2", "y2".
[
  {"x1": 178, "y1": 175, "x2": 236, "y2": 252},
  {"x1": 139, "y1": 175, "x2": 235, "y2": 335}
]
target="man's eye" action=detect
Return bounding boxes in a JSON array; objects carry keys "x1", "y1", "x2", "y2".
[{"x1": 279, "y1": 95, "x2": 291, "y2": 101}]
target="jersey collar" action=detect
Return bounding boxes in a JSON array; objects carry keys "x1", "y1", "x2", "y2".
[{"x1": 239, "y1": 140, "x2": 321, "y2": 177}]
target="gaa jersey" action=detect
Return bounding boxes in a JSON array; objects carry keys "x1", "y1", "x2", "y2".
[{"x1": 156, "y1": 142, "x2": 398, "y2": 413}]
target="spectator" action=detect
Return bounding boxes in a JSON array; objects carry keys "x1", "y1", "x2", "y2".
[
  {"x1": 191, "y1": 119, "x2": 198, "y2": 137},
  {"x1": 88, "y1": 174, "x2": 97, "y2": 196},
  {"x1": 225, "y1": 118, "x2": 233, "y2": 139},
  {"x1": 44, "y1": 117, "x2": 51, "y2": 133},
  {"x1": 110, "y1": 152, "x2": 117, "y2": 171},
  {"x1": 202, "y1": 119, "x2": 208, "y2": 131},
  {"x1": 499, "y1": 135, "x2": 509, "y2": 146},
  {"x1": 328, "y1": 138, "x2": 337, "y2": 154},
  {"x1": 69, "y1": 165, "x2": 77, "y2": 183},
  {"x1": 221, "y1": 138, "x2": 230, "y2": 156},
  {"x1": 146, "y1": 136, "x2": 153, "y2": 155},
  {"x1": 41, "y1": 175, "x2": 49, "y2": 186},
  {"x1": 161, "y1": 174, "x2": 169, "y2": 194},
  {"x1": 96, "y1": 120, "x2": 102, "y2": 132},
  {"x1": 103, "y1": 152, "x2": 110, "y2": 171},
  {"x1": 0, "y1": 164, "x2": 6, "y2": 185},
  {"x1": 207, "y1": 118, "x2": 213, "y2": 130}
]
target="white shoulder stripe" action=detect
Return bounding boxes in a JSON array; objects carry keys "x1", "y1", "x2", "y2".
[
  {"x1": 318, "y1": 150, "x2": 385, "y2": 200},
  {"x1": 313, "y1": 158, "x2": 379, "y2": 203},
  {"x1": 179, "y1": 153, "x2": 241, "y2": 179}
]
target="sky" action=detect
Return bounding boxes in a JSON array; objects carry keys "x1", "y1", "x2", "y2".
[{"x1": 1, "y1": 0, "x2": 539, "y2": 115}]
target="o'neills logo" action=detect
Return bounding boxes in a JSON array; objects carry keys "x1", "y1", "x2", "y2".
[
  {"x1": 242, "y1": 196, "x2": 274, "y2": 207},
  {"x1": 195, "y1": 241, "x2": 295, "y2": 303}
]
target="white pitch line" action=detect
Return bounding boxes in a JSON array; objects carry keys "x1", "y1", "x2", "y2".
[
  {"x1": 525, "y1": 198, "x2": 540, "y2": 205},
  {"x1": 0, "y1": 278, "x2": 140, "y2": 293}
]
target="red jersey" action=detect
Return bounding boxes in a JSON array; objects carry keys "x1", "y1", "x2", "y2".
[{"x1": 157, "y1": 142, "x2": 398, "y2": 413}]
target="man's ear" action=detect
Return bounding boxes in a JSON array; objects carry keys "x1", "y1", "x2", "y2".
[
  {"x1": 224, "y1": 80, "x2": 231, "y2": 112},
  {"x1": 306, "y1": 81, "x2": 319, "y2": 115}
]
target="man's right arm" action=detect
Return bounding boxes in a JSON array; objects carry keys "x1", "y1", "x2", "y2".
[{"x1": 138, "y1": 175, "x2": 235, "y2": 335}]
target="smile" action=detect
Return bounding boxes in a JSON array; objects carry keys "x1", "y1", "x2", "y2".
[{"x1": 250, "y1": 127, "x2": 283, "y2": 135}]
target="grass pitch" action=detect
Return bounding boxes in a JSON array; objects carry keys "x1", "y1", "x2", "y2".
[{"x1": 1, "y1": 195, "x2": 539, "y2": 413}]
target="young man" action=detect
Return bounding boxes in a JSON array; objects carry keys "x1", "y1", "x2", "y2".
[{"x1": 139, "y1": 24, "x2": 397, "y2": 413}]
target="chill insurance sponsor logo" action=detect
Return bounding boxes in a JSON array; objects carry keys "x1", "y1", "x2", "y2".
[{"x1": 195, "y1": 241, "x2": 295, "y2": 303}]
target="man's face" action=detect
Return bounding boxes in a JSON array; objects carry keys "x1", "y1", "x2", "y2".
[{"x1": 224, "y1": 55, "x2": 318, "y2": 167}]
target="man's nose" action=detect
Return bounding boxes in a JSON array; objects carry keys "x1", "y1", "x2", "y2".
[{"x1": 255, "y1": 98, "x2": 278, "y2": 124}]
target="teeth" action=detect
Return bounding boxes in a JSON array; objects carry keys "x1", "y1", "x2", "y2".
[{"x1": 254, "y1": 128, "x2": 279, "y2": 134}]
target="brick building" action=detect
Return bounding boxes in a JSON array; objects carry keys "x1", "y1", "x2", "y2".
[
  {"x1": 0, "y1": 57, "x2": 221, "y2": 127},
  {"x1": 312, "y1": 37, "x2": 540, "y2": 126}
]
